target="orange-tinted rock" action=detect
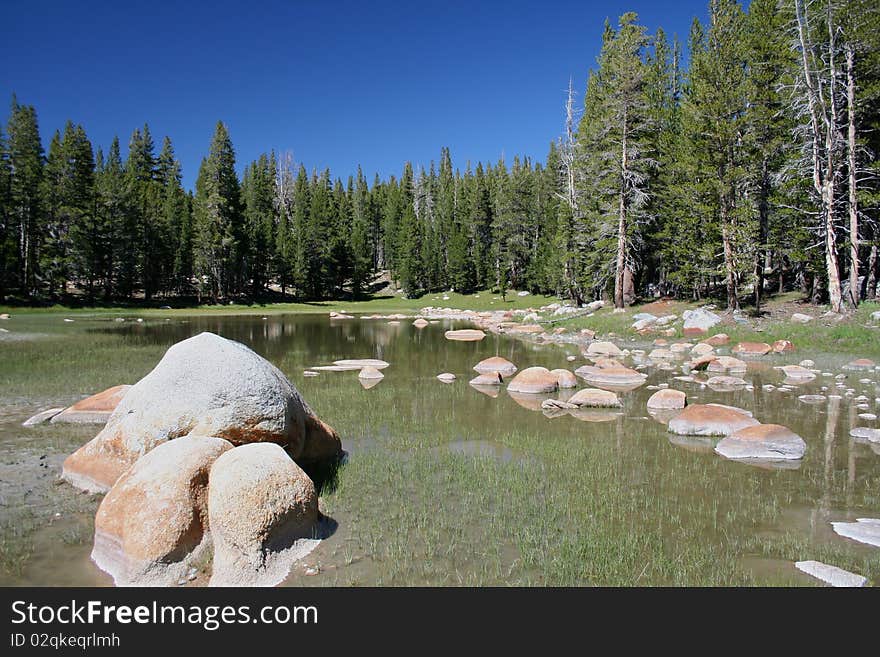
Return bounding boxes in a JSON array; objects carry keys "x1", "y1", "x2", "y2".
[
  {"x1": 646, "y1": 389, "x2": 686, "y2": 410},
  {"x1": 715, "y1": 424, "x2": 806, "y2": 460},
  {"x1": 567, "y1": 388, "x2": 622, "y2": 408},
  {"x1": 469, "y1": 372, "x2": 504, "y2": 386},
  {"x1": 51, "y1": 385, "x2": 131, "y2": 424},
  {"x1": 507, "y1": 367, "x2": 559, "y2": 394},
  {"x1": 92, "y1": 435, "x2": 233, "y2": 585},
  {"x1": 550, "y1": 369, "x2": 578, "y2": 388},
  {"x1": 667, "y1": 403, "x2": 759, "y2": 436},
  {"x1": 574, "y1": 365, "x2": 647, "y2": 391},
  {"x1": 473, "y1": 356, "x2": 517, "y2": 376},
  {"x1": 444, "y1": 329, "x2": 486, "y2": 341},
  {"x1": 587, "y1": 341, "x2": 623, "y2": 357},
  {"x1": 772, "y1": 340, "x2": 795, "y2": 353},
  {"x1": 702, "y1": 333, "x2": 730, "y2": 346},
  {"x1": 706, "y1": 356, "x2": 748, "y2": 373},
  {"x1": 732, "y1": 342, "x2": 772, "y2": 356},
  {"x1": 592, "y1": 357, "x2": 625, "y2": 369}
]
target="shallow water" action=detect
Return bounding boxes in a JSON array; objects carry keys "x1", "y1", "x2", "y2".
[{"x1": 1, "y1": 313, "x2": 879, "y2": 586}]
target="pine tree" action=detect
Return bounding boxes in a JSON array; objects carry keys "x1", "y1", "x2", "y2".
[
  {"x1": 743, "y1": 0, "x2": 795, "y2": 312},
  {"x1": 576, "y1": 13, "x2": 654, "y2": 308},
  {"x1": 0, "y1": 125, "x2": 11, "y2": 297},
  {"x1": 95, "y1": 137, "x2": 128, "y2": 298},
  {"x1": 241, "y1": 153, "x2": 276, "y2": 297},
  {"x1": 6, "y1": 96, "x2": 44, "y2": 297},
  {"x1": 192, "y1": 121, "x2": 242, "y2": 302},
  {"x1": 683, "y1": 0, "x2": 751, "y2": 310},
  {"x1": 58, "y1": 123, "x2": 96, "y2": 297},
  {"x1": 156, "y1": 138, "x2": 191, "y2": 295},
  {"x1": 349, "y1": 165, "x2": 372, "y2": 297},
  {"x1": 290, "y1": 164, "x2": 311, "y2": 297}
]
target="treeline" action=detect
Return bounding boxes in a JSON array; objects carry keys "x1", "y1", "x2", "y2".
[{"x1": 1, "y1": 0, "x2": 878, "y2": 310}]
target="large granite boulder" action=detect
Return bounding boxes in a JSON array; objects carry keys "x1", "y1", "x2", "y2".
[
  {"x1": 92, "y1": 435, "x2": 232, "y2": 586},
  {"x1": 208, "y1": 443, "x2": 320, "y2": 587},
  {"x1": 682, "y1": 308, "x2": 721, "y2": 335},
  {"x1": 62, "y1": 332, "x2": 341, "y2": 493}
]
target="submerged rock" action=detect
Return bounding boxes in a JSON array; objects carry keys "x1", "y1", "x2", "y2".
[
  {"x1": 507, "y1": 367, "x2": 559, "y2": 394},
  {"x1": 646, "y1": 389, "x2": 686, "y2": 410},
  {"x1": 412, "y1": 318, "x2": 429, "y2": 328},
  {"x1": 845, "y1": 358, "x2": 875, "y2": 371},
  {"x1": 437, "y1": 373, "x2": 456, "y2": 383},
  {"x1": 586, "y1": 341, "x2": 623, "y2": 357},
  {"x1": 706, "y1": 375, "x2": 748, "y2": 389},
  {"x1": 668, "y1": 404, "x2": 759, "y2": 437},
  {"x1": 541, "y1": 398, "x2": 578, "y2": 411},
  {"x1": 473, "y1": 356, "x2": 517, "y2": 376},
  {"x1": 469, "y1": 372, "x2": 504, "y2": 386},
  {"x1": 776, "y1": 365, "x2": 816, "y2": 381},
  {"x1": 706, "y1": 356, "x2": 748, "y2": 374},
  {"x1": 357, "y1": 366, "x2": 384, "y2": 380},
  {"x1": 795, "y1": 561, "x2": 867, "y2": 587},
  {"x1": 445, "y1": 329, "x2": 486, "y2": 341},
  {"x1": 831, "y1": 518, "x2": 880, "y2": 548},
  {"x1": 567, "y1": 388, "x2": 622, "y2": 408},
  {"x1": 550, "y1": 369, "x2": 578, "y2": 389},
  {"x1": 62, "y1": 332, "x2": 341, "y2": 494},
  {"x1": 715, "y1": 424, "x2": 806, "y2": 461},
  {"x1": 334, "y1": 359, "x2": 390, "y2": 370},
  {"x1": 22, "y1": 407, "x2": 66, "y2": 427},
  {"x1": 850, "y1": 427, "x2": 880, "y2": 442},
  {"x1": 92, "y1": 436, "x2": 232, "y2": 586},
  {"x1": 574, "y1": 365, "x2": 647, "y2": 390},
  {"x1": 51, "y1": 385, "x2": 131, "y2": 424},
  {"x1": 209, "y1": 443, "x2": 320, "y2": 587}
]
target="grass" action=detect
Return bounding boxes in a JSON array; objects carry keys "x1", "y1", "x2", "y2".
[{"x1": 0, "y1": 289, "x2": 559, "y2": 319}]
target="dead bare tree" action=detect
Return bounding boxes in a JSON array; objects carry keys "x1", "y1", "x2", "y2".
[{"x1": 793, "y1": 0, "x2": 846, "y2": 312}]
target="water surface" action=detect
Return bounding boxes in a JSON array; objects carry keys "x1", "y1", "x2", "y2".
[{"x1": 1, "y1": 313, "x2": 878, "y2": 586}]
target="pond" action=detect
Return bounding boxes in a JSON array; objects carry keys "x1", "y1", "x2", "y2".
[{"x1": 1, "y1": 312, "x2": 879, "y2": 586}]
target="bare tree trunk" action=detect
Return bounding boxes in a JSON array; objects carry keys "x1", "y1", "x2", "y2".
[
  {"x1": 615, "y1": 108, "x2": 628, "y2": 310},
  {"x1": 721, "y1": 202, "x2": 738, "y2": 310},
  {"x1": 754, "y1": 156, "x2": 769, "y2": 313},
  {"x1": 867, "y1": 244, "x2": 877, "y2": 299},
  {"x1": 795, "y1": 0, "x2": 843, "y2": 313},
  {"x1": 846, "y1": 44, "x2": 859, "y2": 306}
]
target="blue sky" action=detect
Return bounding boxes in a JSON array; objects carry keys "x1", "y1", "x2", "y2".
[{"x1": 1, "y1": 0, "x2": 709, "y2": 190}]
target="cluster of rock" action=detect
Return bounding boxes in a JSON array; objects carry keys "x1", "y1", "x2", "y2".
[{"x1": 53, "y1": 332, "x2": 341, "y2": 587}]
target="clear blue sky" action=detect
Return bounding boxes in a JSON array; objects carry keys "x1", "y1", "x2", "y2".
[{"x1": 1, "y1": 0, "x2": 709, "y2": 191}]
